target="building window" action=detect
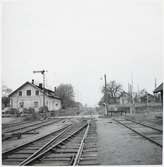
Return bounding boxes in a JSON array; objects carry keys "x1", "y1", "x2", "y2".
[
  {"x1": 34, "y1": 101, "x2": 38, "y2": 108},
  {"x1": 35, "y1": 90, "x2": 39, "y2": 96},
  {"x1": 26, "y1": 90, "x2": 31, "y2": 96},
  {"x1": 19, "y1": 91, "x2": 22, "y2": 96},
  {"x1": 19, "y1": 102, "x2": 24, "y2": 108}
]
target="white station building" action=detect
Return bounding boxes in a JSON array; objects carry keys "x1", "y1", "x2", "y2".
[{"x1": 8, "y1": 80, "x2": 62, "y2": 112}]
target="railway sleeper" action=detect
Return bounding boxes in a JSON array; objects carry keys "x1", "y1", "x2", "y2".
[
  {"x1": 83, "y1": 144, "x2": 97, "y2": 148},
  {"x1": 55, "y1": 148, "x2": 79, "y2": 151},
  {"x1": 13, "y1": 150, "x2": 38, "y2": 154},
  {"x1": 24, "y1": 146, "x2": 45, "y2": 149},
  {"x1": 46, "y1": 153, "x2": 74, "y2": 158},
  {"x1": 53, "y1": 149, "x2": 78, "y2": 153},
  {"x1": 60, "y1": 144, "x2": 80, "y2": 147},
  {"x1": 80, "y1": 156, "x2": 98, "y2": 161},
  {"x1": 83, "y1": 149, "x2": 97, "y2": 152},
  {"x1": 36, "y1": 160, "x2": 69, "y2": 166},
  {"x1": 42, "y1": 157, "x2": 71, "y2": 161},
  {"x1": 83, "y1": 146, "x2": 97, "y2": 149},
  {"x1": 4, "y1": 154, "x2": 30, "y2": 159},
  {"x1": 59, "y1": 146, "x2": 80, "y2": 149},
  {"x1": 79, "y1": 160, "x2": 99, "y2": 165},
  {"x1": 3, "y1": 158, "x2": 25, "y2": 162},
  {"x1": 81, "y1": 153, "x2": 97, "y2": 158},
  {"x1": 3, "y1": 160, "x2": 23, "y2": 165}
]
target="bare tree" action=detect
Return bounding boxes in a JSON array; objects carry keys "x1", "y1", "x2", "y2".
[
  {"x1": 2, "y1": 85, "x2": 12, "y2": 109},
  {"x1": 55, "y1": 84, "x2": 75, "y2": 108},
  {"x1": 100, "y1": 80, "x2": 123, "y2": 104},
  {"x1": 2, "y1": 85, "x2": 12, "y2": 97},
  {"x1": 2, "y1": 96, "x2": 10, "y2": 109}
]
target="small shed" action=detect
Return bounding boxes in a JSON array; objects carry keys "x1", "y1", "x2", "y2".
[{"x1": 153, "y1": 83, "x2": 163, "y2": 103}]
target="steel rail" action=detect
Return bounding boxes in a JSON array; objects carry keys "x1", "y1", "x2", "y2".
[
  {"x1": 3, "y1": 120, "x2": 49, "y2": 133},
  {"x1": 125, "y1": 118, "x2": 162, "y2": 133},
  {"x1": 2, "y1": 119, "x2": 65, "y2": 141},
  {"x1": 72, "y1": 120, "x2": 90, "y2": 166},
  {"x1": 113, "y1": 119, "x2": 162, "y2": 148},
  {"x1": 2, "y1": 123, "x2": 72, "y2": 156},
  {"x1": 2, "y1": 120, "x2": 33, "y2": 129},
  {"x1": 19, "y1": 124, "x2": 72, "y2": 166},
  {"x1": 3, "y1": 119, "x2": 63, "y2": 134},
  {"x1": 20, "y1": 122, "x2": 89, "y2": 166}
]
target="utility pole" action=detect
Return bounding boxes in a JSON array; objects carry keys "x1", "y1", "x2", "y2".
[
  {"x1": 33, "y1": 70, "x2": 47, "y2": 111},
  {"x1": 146, "y1": 92, "x2": 149, "y2": 106},
  {"x1": 154, "y1": 78, "x2": 157, "y2": 102},
  {"x1": 146, "y1": 91, "x2": 149, "y2": 113},
  {"x1": 130, "y1": 74, "x2": 135, "y2": 114},
  {"x1": 131, "y1": 74, "x2": 134, "y2": 105},
  {"x1": 137, "y1": 84, "x2": 140, "y2": 103},
  {"x1": 104, "y1": 74, "x2": 108, "y2": 116},
  {"x1": 154, "y1": 78, "x2": 157, "y2": 89}
]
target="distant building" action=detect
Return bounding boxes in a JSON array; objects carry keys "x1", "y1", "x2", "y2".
[
  {"x1": 140, "y1": 93, "x2": 155, "y2": 103},
  {"x1": 119, "y1": 91, "x2": 129, "y2": 104},
  {"x1": 153, "y1": 83, "x2": 163, "y2": 103},
  {"x1": 8, "y1": 81, "x2": 62, "y2": 112}
]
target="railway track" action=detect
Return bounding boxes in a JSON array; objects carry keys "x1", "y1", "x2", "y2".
[
  {"x1": 3, "y1": 119, "x2": 98, "y2": 166},
  {"x1": 75, "y1": 119, "x2": 98, "y2": 166},
  {"x1": 2, "y1": 120, "x2": 34, "y2": 130},
  {"x1": 124, "y1": 118, "x2": 162, "y2": 132},
  {"x1": 113, "y1": 118, "x2": 162, "y2": 147},
  {"x1": 2, "y1": 121, "x2": 74, "y2": 165},
  {"x1": 2, "y1": 118, "x2": 65, "y2": 141}
]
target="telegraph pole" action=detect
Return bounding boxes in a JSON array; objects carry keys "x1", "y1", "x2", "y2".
[
  {"x1": 33, "y1": 70, "x2": 47, "y2": 111},
  {"x1": 104, "y1": 74, "x2": 108, "y2": 116},
  {"x1": 130, "y1": 74, "x2": 135, "y2": 114},
  {"x1": 131, "y1": 74, "x2": 134, "y2": 105},
  {"x1": 154, "y1": 78, "x2": 157, "y2": 102}
]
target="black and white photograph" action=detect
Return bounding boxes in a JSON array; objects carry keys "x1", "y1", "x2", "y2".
[{"x1": 1, "y1": 0, "x2": 163, "y2": 166}]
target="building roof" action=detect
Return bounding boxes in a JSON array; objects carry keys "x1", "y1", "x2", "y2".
[
  {"x1": 141, "y1": 93, "x2": 154, "y2": 98},
  {"x1": 8, "y1": 81, "x2": 61, "y2": 100},
  {"x1": 153, "y1": 83, "x2": 163, "y2": 93}
]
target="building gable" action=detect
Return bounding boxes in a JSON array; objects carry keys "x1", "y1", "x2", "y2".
[
  {"x1": 9, "y1": 81, "x2": 61, "y2": 100},
  {"x1": 8, "y1": 82, "x2": 42, "y2": 98},
  {"x1": 154, "y1": 83, "x2": 163, "y2": 93}
]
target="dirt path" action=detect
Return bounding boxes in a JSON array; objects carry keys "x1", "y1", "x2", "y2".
[{"x1": 96, "y1": 117, "x2": 162, "y2": 165}]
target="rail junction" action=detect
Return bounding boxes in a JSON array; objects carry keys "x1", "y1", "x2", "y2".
[
  {"x1": 2, "y1": 113, "x2": 162, "y2": 165},
  {"x1": 2, "y1": 118, "x2": 65, "y2": 141},
  {"x1": 2, "y1": 118, "x2": 98, "y2": 166}
]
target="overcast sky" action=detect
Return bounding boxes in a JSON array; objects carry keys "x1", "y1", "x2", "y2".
[{"x1": 2, "y1": 0, "x2": 163, "y2": 106}]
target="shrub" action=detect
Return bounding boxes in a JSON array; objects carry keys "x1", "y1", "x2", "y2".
[
  {"x1": 39, "y1": 106, "x2": 48, "y2": 113},
  {"x1": 22, "y1": 107, "x2": 35, "y2": 114},
  {"x1": 5, "y1": 108, "x2": 19, "y2": 115},
  {"x1": 50, "y1": 110, "x2": 56, "y2": 116},
  {"x1": 28, "y1": 107, "x2": 35, "y2": 114},
  {"x1": 22, "y1": 107, "x2": 38, "y2": 120},
  {"x1": 22, "y1": 108, "x2": 28, "y2": 114}
]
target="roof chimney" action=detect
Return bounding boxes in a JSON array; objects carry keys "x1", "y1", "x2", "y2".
[
  {"x1": 32, "y1": 79, "x2": 34, "y2": 84},
  {"x1": 39, "y1": 83, "x2": 42, "y2": 89}
]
